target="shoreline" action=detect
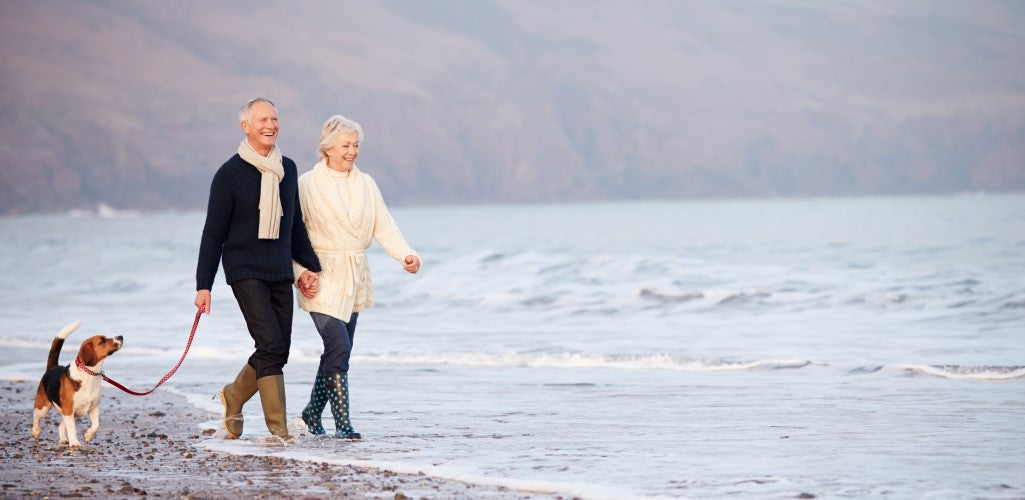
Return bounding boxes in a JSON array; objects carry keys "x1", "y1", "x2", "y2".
[{"x1": 0, "y1": 380, "x2": 555, "y2": 499}]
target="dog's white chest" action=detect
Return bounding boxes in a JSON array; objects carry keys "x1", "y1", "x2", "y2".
[
  {"x1": 72, "y1": 381, "x2": 101, "y2": 415},
  {"x1": 67, "y1": 368, "x2": 103, "y2": 416}
]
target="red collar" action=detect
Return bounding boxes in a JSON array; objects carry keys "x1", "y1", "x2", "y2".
[{"x1": 75, "y1": 357, "x2": 102, "y2": 377}]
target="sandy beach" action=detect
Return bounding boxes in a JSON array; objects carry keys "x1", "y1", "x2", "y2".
[{"x1": 0, "y1": 380, "x2": 552, "y2": 499}]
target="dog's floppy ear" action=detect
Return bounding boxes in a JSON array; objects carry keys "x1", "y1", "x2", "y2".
[{"x1": 78, "y1": 339, "x2": 99, "y2": 366}]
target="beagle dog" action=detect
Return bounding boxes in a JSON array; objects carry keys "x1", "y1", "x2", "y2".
[{"x1": 32, "y1": 321, "x2": 123, "y2": 448}]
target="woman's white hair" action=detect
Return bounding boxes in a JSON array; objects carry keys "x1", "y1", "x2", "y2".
[
  {"x1": 318, "y1": 115, "x2": 364, "y2": 163},
  {"x1": 238, "y1": 97, "x2": 276, "y2": 124}
]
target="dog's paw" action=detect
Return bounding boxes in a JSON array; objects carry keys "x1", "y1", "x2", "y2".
[{"x1": 84, "y1": 430, "x2": 97, "y2": 442}]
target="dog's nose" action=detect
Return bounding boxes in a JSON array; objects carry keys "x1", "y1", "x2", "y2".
[{"x1": 115, "y1": 336, "x2": 124, "y2": 347}]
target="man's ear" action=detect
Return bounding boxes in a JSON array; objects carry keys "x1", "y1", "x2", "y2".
[{"x1": 240, "y1": 120, "x2": 250, "y2": 134}]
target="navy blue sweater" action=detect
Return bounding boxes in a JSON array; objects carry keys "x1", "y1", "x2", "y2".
[{"x1": 195, "y1": 154, "x2": 321, "y2": 290}]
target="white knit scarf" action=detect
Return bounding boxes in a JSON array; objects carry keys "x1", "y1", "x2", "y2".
[{"x1": 237, "y1": 139, "x2": 284, "y2": 239}]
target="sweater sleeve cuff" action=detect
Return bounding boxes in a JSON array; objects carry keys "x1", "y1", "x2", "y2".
[{"x1": 292, "y1": 261, "x2": 308, "y2": 286}]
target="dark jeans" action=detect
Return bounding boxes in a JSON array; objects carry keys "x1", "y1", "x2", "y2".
[
  {"x1": 310, "y1": 312, "x2": 358, "y2": 374},
  {"x1": 230, "y1": 278, "x2": 294, "y2": 378}
]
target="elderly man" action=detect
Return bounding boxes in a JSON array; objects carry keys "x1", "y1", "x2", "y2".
[{"x1": 194, "y1": 97, "x2": 321, "y2": 440}]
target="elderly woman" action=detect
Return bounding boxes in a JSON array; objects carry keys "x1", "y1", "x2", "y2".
[{"x1": 294, "y1": 115, "x2": 421, "y2": 440}]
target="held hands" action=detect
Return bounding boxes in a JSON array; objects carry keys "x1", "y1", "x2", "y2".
[
  {"x1": 403, "y1": 255, "x2": 421, "y2": 274},
  {"x1": 298, "y1": 270, "x2": 320, "y2": 298}
]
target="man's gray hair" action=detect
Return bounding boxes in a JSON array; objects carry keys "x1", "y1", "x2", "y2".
[
  {"x1": 317, "y1": 115, "x2": 364, "y2": 163},
  {"x1": 239, "y1": 97, "x2": 276, "y2": 124}
]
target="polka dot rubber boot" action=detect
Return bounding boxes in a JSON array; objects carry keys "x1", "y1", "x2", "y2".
[
  {"x1": 324, "y1": 372, "x2": 362, "y2": 440},
  {"x1": 301, "y1": 371, "x2": 327, "y2": 435}
]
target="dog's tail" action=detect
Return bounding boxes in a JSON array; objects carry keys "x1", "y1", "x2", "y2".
[{"x1": 47, "y1": 321, "x2": 81, "y2": 370}]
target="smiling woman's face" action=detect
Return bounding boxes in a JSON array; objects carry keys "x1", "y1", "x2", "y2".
[{"x1": 326, "y1": 131, "x2": 360, "y2": 172}]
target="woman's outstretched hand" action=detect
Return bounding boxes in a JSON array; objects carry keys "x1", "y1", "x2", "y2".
[{"x1": 403, "y1": 255, "x2": 421, "y2": 274}]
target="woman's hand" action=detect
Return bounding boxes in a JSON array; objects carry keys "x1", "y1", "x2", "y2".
[{"x1": 403, "y1": 255, "x2": 421, "y2": 274}]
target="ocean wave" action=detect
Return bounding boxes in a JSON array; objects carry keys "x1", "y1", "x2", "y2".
[
  {"x1": 352, "y1": 351, "x2": 814, "y2": 372},
  {"x1": 0, "y1": 337, "x2": 50, "y2": 350},
  {"x1": 83, "y1": 278, "x2": 144, "y2": 294},
  {"x1": 891, "y1": 364, "x2": 1025, "y2": 381},
  {"x1": 639, "y1": 287, "x2": 771, "y2": 304},
  {"x1": 639, "y1": 288, "x2": 705, "y2": 303},
  {"x1": 349, "y1": 353, "x2": 1024, "y2": 382},
  {"x1": 0, "y1": 334, "x2": 256, "y2": 358}
]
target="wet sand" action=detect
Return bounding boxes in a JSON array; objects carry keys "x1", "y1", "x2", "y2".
[{"x1": 0, "y1": 380, "x2": 557, "y2": 499}]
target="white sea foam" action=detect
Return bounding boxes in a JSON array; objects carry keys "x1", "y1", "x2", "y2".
[
  {"x1": 891, "y1": 363, "x2": 1025, "y2": 381},
  {"x1": 200, "y1": 438, "x2": 648, "y2": 500},
  {"x1": 162, "y1": 386, "x2": 223, "y2": 415},
  {"x1": 351, "y1": 351, "x2": 816, "y2": 372}
]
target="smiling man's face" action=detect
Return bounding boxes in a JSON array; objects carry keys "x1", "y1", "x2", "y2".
[{"x1": 241, "y1": 100, "x2": 279, "y2": 155}]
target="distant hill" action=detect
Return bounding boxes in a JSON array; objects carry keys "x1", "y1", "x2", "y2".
[{"x1": 2, "y1": 0, "x2": 1023, "y2": 214}]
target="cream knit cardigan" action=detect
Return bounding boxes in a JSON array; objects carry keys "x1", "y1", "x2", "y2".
[{"x1": 292, "y1": 162, "x2": 418, "y2": 320}]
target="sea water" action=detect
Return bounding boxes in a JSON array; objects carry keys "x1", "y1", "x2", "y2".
[{"x1": 1, "y1": 194, "x2": 1023, "y2": 498}]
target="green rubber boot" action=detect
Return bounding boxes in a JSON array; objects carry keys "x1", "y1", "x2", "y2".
[
  {"x1": 219, "y1": 364, "x2": 257, "y2": 439},
  {"x1": 256, "y1": 374, "x2": 293, "y2": 441}
]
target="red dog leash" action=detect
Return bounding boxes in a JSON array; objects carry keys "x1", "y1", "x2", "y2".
[{"x1": 75, "y1": 308, "x2": 202, "y2": 396}]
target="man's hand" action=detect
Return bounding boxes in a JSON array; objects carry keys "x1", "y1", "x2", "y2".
[{"x1": 195, "y1": 289, "x2": 211, "y2": 314}]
